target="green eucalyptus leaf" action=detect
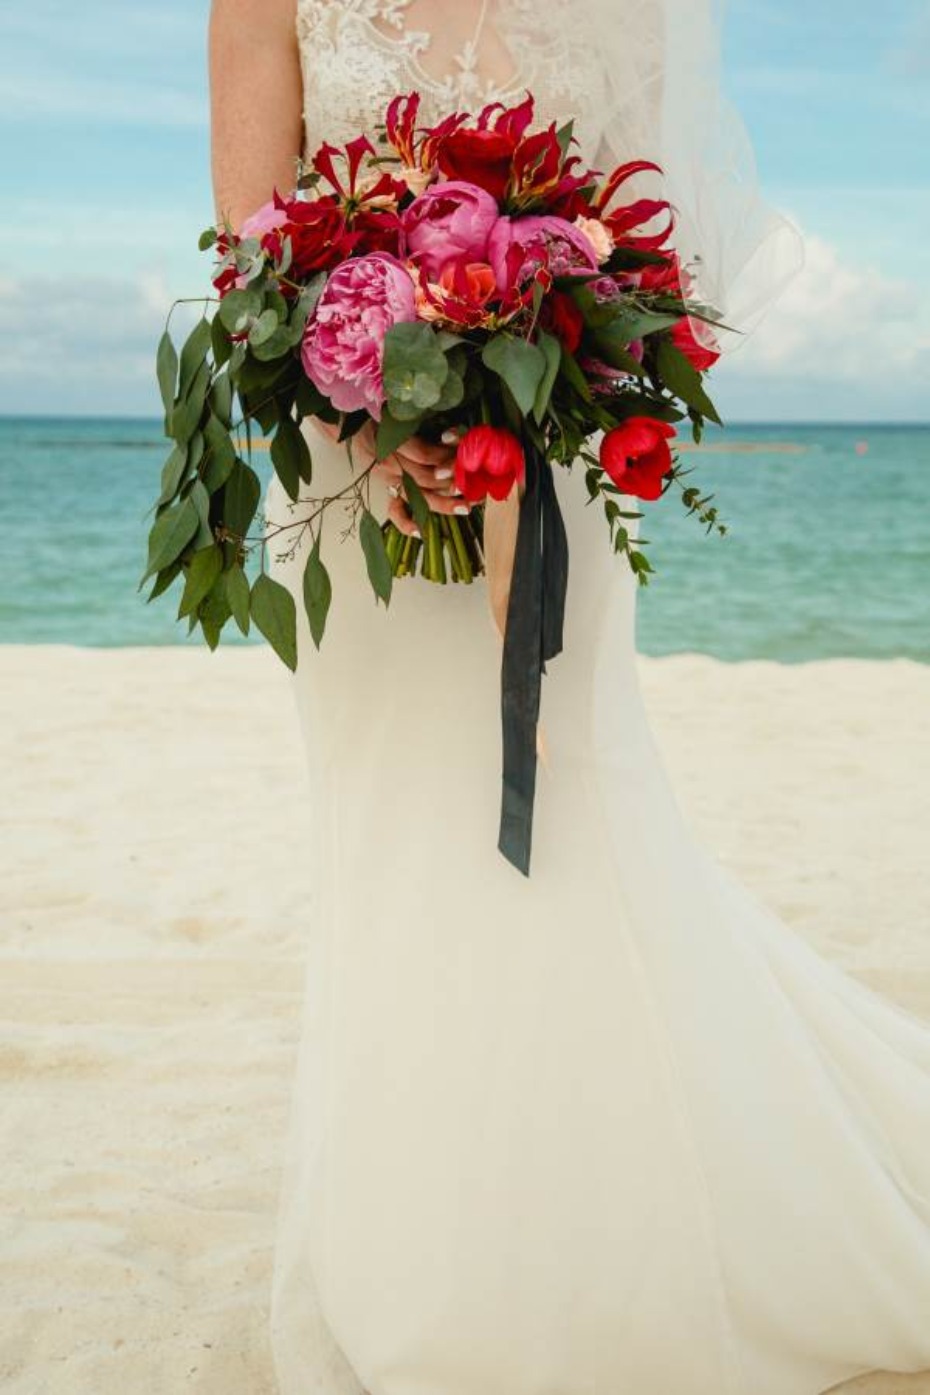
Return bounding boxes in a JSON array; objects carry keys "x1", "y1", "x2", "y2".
[
  {"x1": 146, "y1": 559, "x2": 182, "y2": 602},
  {"x1": 302, "y1": 537, "x2": 332, "y2": 649},
  {"x1": 178, "y1": 317, "x2": 212, "y2": 399},
  {"x1": 249, "y1": 307, "x2": 280, "y2": 347},
  {"x1": 222, "y1": 458, "x2": 261, "y2": 539},
  {"x1": 156, "y1": 331, "x2": 178, "y2": 415},
  {"x1": 218, "y1": 286, "x2": 263, "y2": 334},
  {"x1": 375, "y1": 409, "x2": 421, "y2": 460},
  {"x1": 211, "y1": 313, "x2": 232, "y2": 370},
  {"x1": 559, "y1": 344, "x2": 592, "y2": 401},
  {"x1": 157, "y1": 443, "x2": 189, "y2": 506},
  {"x1": 188, "y1": 478, "x2": 213, "y2": 548},
  {"x1": 593, "y1": 322, "x2": 648, "y2": 375},
  {"x1": 382, "y1": 321, "x2": 448, "y2": 414},
  {"x1": 251, "y1": 572, "x2": 298, "y2": 670},
  {"x1": 224, "y1": 564, "x2": 251, "y2": 635},
  {"x1": 656, "y1": 338, "x2": 722, "y2": 426},
  {"x1": 400, "y1": 469, "x2": 431, "y2": 536},
  {"x1": 288, "y1": 273, "x2": 327, "y2": 344},
  {"x1": 532, "y1": 330, "x2": 561, "y2": 425},
  {"x1": 481, "y1": 334, "x2": 547, "y2": 416},
  {"x1": 265, "y1": 288, "x2": 289, "y2": 323},
  {"x1": 432, "y1": 366, "x2": 465, "y2": 412},
  {"x1": 202, "y1": 414, "x2": 236, "y2": 491},
  {"x1": 271, "y1": 415, "x2": 312, "y2": 501},
  {"x1": 251, "y1": 324, "x2": 297, "y2": 362},
  {"x1": 178, "y1": 543, "x2": 223, "y2": 618},
  {"x1": 142, "y1": 495, "x2": 199, "y2": 581},
  {"x1": 171, "y1": 359, "x2": 211, "y2": 444},
  {"x1": 434, "y1": 329, "x2": 466, "y2": 351},
  {"x1": 199, "y1": 583, "x2": 233, "y2": 651},
  {"x1": 614, "y1": 305, "x2": 682, "y2": 341},
  {"x1": 359, "y1": 507, "x2": 392, "y2": 606}
]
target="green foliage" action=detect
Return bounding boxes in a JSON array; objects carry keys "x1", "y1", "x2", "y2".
[
  {"x1": 359, "y1": 507, "x2": 393, "y2": 605},
  {"x1": 171, "y1": 358, "x2": 211, "y2": 445},
  {"x1": 157, "y1": 443, "x2": 189, "y2": 506},
  {"x1": 145, "y1": 558, "x2": 182, "y2": 602},
  {"x1": 250, "y1": 573, "x2": 298, "y2": 670},
  {"x1": 224, "y1": 564, "x2": 251, "y2": 635},
  {"x1": 302, "y1": 536, "x2": 332, "y2": 649},
  {"x1": 481, "y1": 334, "x2": 547, "y2": 416},
  {"x1": 178, "y1": 318, "x2": 212, "y2": 399},
  {"x1": 199, "y1": 583, "x2": 233, "y2": 651},
  {"x1": 400, "y1": 469, "x2": 432, "y2": 536},
  {"x1": 142, "y1": 496, "x2": 199, "y2": 582},
  {"x1": 178, "y1": 544, "x2": 223, "y2": 618},
  {"x1": 222, "y1": 458, "x2": 261, "y2": 539},
  {"x1": 382, "y1": 322, "x2": 450, "y2": 419},
  {"x1": 218, "y1": 287, "x2": 263, "y2": 334},
  {"x1": 655, "y1": 339, "x2": 722, "y2": 426},
  {"x1": 156, "y1": 332, "x2": 178, "y2": 414},
  {"x1": 271, "y1": 414, "x2": 313, "y2": 501},
  {"x1": 201, "y1": 413, "x2": 236, "y2": 491},
  {"x1": 532, "y1": 330, "x2": 561, "y2": 425},
  {"x1": 375, "y1": 408, "x2": 421, "y2": 460}
]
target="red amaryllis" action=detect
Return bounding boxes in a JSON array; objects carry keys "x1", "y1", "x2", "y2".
[
  {"x1": 590, "y1": 159, "x2": 675, "y2": 253},
  {"x1": 454, "y1": 424, "x2": 525, "y2": 503},
  {"x1": 599, "y1": 417, "x2": 677, "y2": 500}
]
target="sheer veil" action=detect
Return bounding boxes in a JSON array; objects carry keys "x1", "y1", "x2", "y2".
[{"x1": 572, "y1": 0, "x2": 806, "y2": 353}]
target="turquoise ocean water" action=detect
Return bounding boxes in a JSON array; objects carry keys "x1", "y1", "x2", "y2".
[{"x1": 1, "y1": 416, "x2": 927, "y2": 662}]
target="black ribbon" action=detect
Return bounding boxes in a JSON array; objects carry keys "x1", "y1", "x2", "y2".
[{"x1": 497, "y1": 440, "x2": 569, "y2": 877}]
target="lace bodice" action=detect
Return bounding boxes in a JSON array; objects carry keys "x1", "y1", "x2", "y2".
[{"x1": 295, "y1": 0, "x2": 610, "y2": 160}]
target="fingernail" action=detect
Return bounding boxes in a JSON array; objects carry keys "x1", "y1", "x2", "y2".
[
  {"x1": 440, "y1": 429, "x2": 458, "y2": 444},
  {"x1": 435, "y1": 467, "x2": 453, "y2": 479},
  {"x1": 454, "y1": 504, "x2": 470, "y2": 515},
  {"x1": 411, "y1": 526, "x2": 422, "y2": 538}
]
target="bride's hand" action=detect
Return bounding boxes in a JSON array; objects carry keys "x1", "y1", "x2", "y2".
[{"x1": 311, "y1": 416, "x2": 470, "y2": 538}]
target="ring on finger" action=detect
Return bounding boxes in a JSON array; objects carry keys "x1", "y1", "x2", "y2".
[{"x1": 387, "y1": 482, "x2": 403, "y2": 499}]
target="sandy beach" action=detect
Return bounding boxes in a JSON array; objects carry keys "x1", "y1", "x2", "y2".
[{"x1": 2, "y1": 644, "x2": 929, "y2": 1395}]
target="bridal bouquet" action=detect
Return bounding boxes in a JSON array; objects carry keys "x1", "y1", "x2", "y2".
[{"x1": 142, "y1": 90, "x2": 726, "y2": 873}]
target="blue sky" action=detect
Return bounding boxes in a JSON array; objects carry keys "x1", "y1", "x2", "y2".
[{"x1": 0, "y1": 0, "x2": 927, "y2": 421}]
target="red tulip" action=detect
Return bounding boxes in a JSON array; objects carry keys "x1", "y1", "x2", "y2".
[
  {"x1": 454, "y1": 425, "x2": 525, "y2": 503},
  {"x1": 599, "y1": 417, "x2": 677, "y2": 501}
]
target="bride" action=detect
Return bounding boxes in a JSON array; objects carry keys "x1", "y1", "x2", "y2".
[{"x1": 209, "y1": 2, "x2": 930, "y2": 1392}]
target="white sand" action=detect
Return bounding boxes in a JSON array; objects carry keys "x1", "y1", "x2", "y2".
[{"x1": 2, "y1": 644, "x2": 929, "y2": 1395}]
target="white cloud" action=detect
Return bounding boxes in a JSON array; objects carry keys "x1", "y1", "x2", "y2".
[
  {"x1": 0, "y1": 273, "x2": 207, "y2": 416},
  {"x1": 723, "y1": 232, "x2": 929, "y2": 384}
]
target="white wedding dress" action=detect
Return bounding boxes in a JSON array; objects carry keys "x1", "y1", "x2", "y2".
[{"x1": 261, "y1": 3, "x2": 930, "y2": 1393}]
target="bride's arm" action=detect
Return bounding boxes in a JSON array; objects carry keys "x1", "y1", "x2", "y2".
[
  {"x1": 207, "y1": 0, "x2": 461, "y2": 531},
  {"x1": 208, "y1": 0, "x2": 304, "y2": 232}
]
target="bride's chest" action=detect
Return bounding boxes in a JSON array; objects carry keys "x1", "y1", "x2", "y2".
[{"x1": 295, "y1": 0, "x2": 608, "y2": 151}]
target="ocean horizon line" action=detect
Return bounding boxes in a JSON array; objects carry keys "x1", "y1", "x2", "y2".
[{"x1": 2, "y1": 413, "x2": 928, "y2": 430}]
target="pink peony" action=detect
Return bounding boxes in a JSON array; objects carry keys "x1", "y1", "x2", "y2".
[
  {"x1": 301, "y1": 253, "x2": 417, "y2": 419},
  {"x1": 402, "y1": 180, "x2": 500, "y2": 281},
  {"x1": 487, "y1": 214, "x2": 600, "y2": 292}
]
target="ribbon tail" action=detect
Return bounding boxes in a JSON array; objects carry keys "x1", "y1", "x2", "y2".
[
  {"x1": 539, "y1": 450, "x2": 569, "y2": 666},
  {"x1": 495, "y1": 444, "x2": 569, "y2": 878}
]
